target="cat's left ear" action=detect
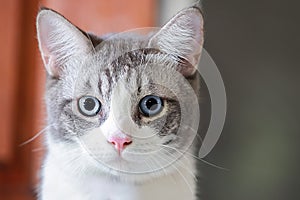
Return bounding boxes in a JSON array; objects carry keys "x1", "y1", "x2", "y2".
[
  {"x1": 36, "y1": 8, "x2": 94, "y2": 78},
  {"x1": 149, "y1": 7, "x2": 204, "y2": 76}
]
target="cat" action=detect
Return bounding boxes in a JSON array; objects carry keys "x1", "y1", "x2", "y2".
[{"x1": 36, "y1": 5, "x2": 204, "y2": 200}]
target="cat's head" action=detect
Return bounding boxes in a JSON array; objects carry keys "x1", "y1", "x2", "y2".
[{"x1": 37, "y1": 7, "x2": 203, "y2": 182}]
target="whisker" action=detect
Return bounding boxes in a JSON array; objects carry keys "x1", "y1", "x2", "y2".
[
  {"x1": 148, "y1": 154, "x2": 177, "y2": 184},
  {"x1": 158, "y1": 148, "x2": 197, "y2": 180},
  {"x1": 178, "y1": 125, "x2": 204, "y2": 144},
  {"x1": 155, "y1": 144, "x2": 197, "y2": 193},
  {"x1": 168, "y1": 156, "x2": 194, "y2": 195},
  {"x1": 146, "y1": 156, "x2": 160, "y2": 173},
  {"x1": 19, "y1": 124, "x2": 56, "y2": 147},
  {"x1": 157, "y1": 144, "x2": 229, "y2": 171},
  {"x1": 142, "y1": 157, "x2": 155, "y2": 173},
  {"x1": 32, "y1": 147, "x2": 46, "y2": 153}
]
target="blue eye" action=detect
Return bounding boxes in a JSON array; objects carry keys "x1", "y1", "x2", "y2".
[
  {"x1": 78, "y1": 96, "x2": 101, "y2": 117},
  {"x1": 139, "y1": 95, "x2": 164, "y2": 117}
]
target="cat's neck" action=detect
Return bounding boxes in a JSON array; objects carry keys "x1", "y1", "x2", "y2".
[{"x1": 41, "y1": 144, "x2": 197, "y2": 200}]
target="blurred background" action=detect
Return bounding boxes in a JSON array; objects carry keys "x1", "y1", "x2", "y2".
[{"x1": 0, "y1": 0, "x2": 299, "y2": 199}]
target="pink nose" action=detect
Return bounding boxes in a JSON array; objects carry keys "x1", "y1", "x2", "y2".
[{"x1": 108, "y1": 135, "x2": 132, "y2": 153}]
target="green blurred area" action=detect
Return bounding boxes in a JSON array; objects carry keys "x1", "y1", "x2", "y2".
[{"x1": 197, "y1": 0, "x2": 300, "y2": 199}]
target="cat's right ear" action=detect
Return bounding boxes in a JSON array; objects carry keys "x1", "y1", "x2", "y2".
[
  {"x1": 149, "y1": 7, "x2": 204, "y2": 77},
  {"x1": 36, "y1": 8, "x2": 93, "y2": 78}
]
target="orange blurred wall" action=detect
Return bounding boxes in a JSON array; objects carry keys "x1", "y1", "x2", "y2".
[
  {"x1": 40, "y1": 0, "x2": 156, "y2": 34},
  {"x1": 0, "y1": 1, "x2": 157, "y2": 199}
]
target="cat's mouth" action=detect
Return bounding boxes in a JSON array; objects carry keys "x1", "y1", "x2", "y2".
[{"x1": 97, "y1": 149, "x2": 179, "y2": 175}]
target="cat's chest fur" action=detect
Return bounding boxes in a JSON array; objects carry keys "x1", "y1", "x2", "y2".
[{"x1": 41, "y1": 149, "x2": 196, "y2": 200}]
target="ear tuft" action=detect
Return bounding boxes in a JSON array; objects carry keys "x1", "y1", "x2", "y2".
[
  {"x1": 36, "y1": 9, "x2": 92, "y2": 78},
  {"x1": 149, "y1": 7, "x2": 204, "y2": 77}
]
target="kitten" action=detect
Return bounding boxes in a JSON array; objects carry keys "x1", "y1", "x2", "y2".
[{"x1": 36, "y1": 5, "x2": 204, "y2": 200}]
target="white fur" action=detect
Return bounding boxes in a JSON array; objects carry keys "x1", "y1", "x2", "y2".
[{"x1": 41, "y1": 145, "x2": 196, "y2": 200}]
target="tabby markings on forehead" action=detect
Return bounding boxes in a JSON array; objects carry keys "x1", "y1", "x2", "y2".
[
  {"x1": 110, "y1": 48, "x2": 163, "y2": 70},
  {"x1": 110, "y1": 48, "x2": 194, "y2": 79},
  {"x1": 96, "y1": 48, "x2": 165, "y2": 97},
  {"x1": 85, "y1": 80, "x2": 92, "y2": 89}
]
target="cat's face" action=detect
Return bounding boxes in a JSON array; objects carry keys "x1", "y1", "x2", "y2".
[{"x1": 37, "y1": 7, "x2": 203, "y2": 181}]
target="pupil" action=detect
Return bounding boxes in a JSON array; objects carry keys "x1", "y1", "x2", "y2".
[
  {"x1": 84, "y1": 98, "x2": 96, "y2": 111},
  {"x1": 146, "y1": 98, "x2": 158, "y2": 111}
]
